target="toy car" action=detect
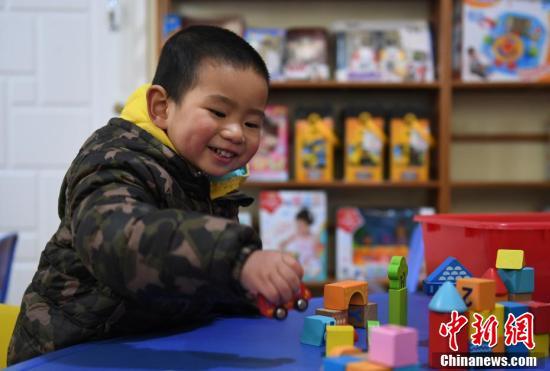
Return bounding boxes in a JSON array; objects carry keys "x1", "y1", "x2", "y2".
[{"x1": 257, "y1": 283, "x2": 312, "y2": 320}]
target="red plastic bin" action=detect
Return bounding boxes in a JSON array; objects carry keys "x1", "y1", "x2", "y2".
[{"x1": 415, "y1": 213, "x2": 550, "y2": 302}]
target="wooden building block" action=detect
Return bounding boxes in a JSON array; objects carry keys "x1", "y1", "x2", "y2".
[
  {"x1": 347, "y1": 361, "x2": 390, "y2": 370},
  {"x1": 496, "y1": 249, "x2": 525, "y2": 269},
  {"x1": 482, "y1": 267, "x2": 508, "y2": 297},
  {"x1": 323, "y1": 355, "x2": 362, "y2": 371},
  {"x1": 324, "y1": 281, "x2": 368, "y2": 310},
  {"x1": 500, "y1": 301, "x2": 529, "y2": 355},
  {"x1": 428, "y1": 281, "x2": 467, "y2": 314},
  {"x1": 493, "y1": 303, "x2": 504, "y2": 338},
  {"x1": 369, "y1": 325, "x2": 418, "y2": 368},
  {"x1": 530, "y1": 334, "x2": 549, "y2": 358},
  {"x1": 366, "y1": 302, "x2": 378, "y2": 321},
  {"x1": 388, "y1": 256, "x2": 408, "y2": 290},
  {"x1": 423, "y1": 257, "x2": 472, "y2": 296},
  {"x1": 389, "y1": 287, "x2": 407, "y2": 325},
  {"x1": 326, "y1": 325, "x2": 354, "y2": 355},
  {"x1": 348, "y1": 304, "x2": 367, "y2": 328},
  {"x1": 493, "y1": 337, "x2": 505, "y2": 353},
  {"x1": 300, "y1": 315, "x2": 335, "y2": 346},
  {"x1": 327, "y1": 344, "x2": 362, "y2": 357},
  {"x1": 509, "y1": 293, "x2": 532, "y2": 302},
  {"x1": 456, "y1": 278, "x2": 496, "y2": 312},
  {"x1": 496, "y1": 294, "x2": 509, "y2": 302},
  {"x1": 524, "y1": 301, "x2": 550, "y2": 334},
  {"x1": 316, "y1": 307, "x2": 348, "y2": 325},
  {"x1": 498, "y1": 267, "x2": 534, "y2": 294}
]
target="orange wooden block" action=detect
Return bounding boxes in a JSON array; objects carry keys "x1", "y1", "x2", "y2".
[
  {"x1": 347, "y1": 360, "x2": 391, "y2": 370},
  {"x1": 327, "y1": 345, "x2": 362, "y2": 357},
  {"x1": 456, "y1": 278, "x2": 495, "y2": 312},
  {"x1": 493, "y1": 337, "x2": 505, "y2": 353},
  {"x1": 324, "y1": 280, "x2": 368, "y2": 310}
]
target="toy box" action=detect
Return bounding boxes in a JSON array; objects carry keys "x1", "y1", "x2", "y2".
[
  {"x1": 245, "y1": 28, "x2": 285, "y2": 81},
  {"x1": 283, "y1": 28, "x2": 330, "y2": 80},
  {"x1": 295, "y1": 112, "x2": 337, "y2": 182},
  {"x1": 416, "y1": 213, "x2": 550, "y2": 302},
  {"x1": 461, "y1": 0, "x2": 550, "y2": 82},
  {"x1": 390, "y1": 113, "x2": 432, "y2": 182},
  {"x1": 333, "y1": 20, "x2": 434, "y2": 82},
  {"x1": 344, "y1": 112, "x2": 386, "y2": 182},
  {"x1": 248, "y1": 105, "x2": 288, "y2": 182},
  {"x1": 336, "y1": 207, "x2": 432, "y2": 290},
  {"x1": 260, "y1": 191, "x2": 328, "y2": 282}
]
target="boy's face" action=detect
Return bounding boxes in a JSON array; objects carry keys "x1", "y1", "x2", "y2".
[{"x1": 150, "y1": 62, "x2": 268, "y2": 177}]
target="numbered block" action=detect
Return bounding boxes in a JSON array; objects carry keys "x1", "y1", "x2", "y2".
[{"x1": 456, "y1": 278, "x2": 496, "y2": 312}]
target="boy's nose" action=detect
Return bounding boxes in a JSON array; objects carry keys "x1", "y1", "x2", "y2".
[{"x1": 220, "y1": 123, "x2": 244, "y2": 144}]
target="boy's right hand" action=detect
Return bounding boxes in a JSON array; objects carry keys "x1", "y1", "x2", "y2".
[{"x1": 240, "y1": 250, "x2": 304, "y2": 306}]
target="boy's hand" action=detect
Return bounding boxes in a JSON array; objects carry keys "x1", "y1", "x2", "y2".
[{"x1": 240, "y1": 250, "x2": 304, "y2": 305}]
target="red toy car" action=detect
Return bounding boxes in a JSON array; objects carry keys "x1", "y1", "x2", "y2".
[{"x1": 257, "y1": 283, "x2": 312, "y2": 320}]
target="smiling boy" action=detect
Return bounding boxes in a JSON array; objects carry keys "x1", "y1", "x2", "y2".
[{"x1": 8, "y1": 26, "x2": 303, "y2": 365}]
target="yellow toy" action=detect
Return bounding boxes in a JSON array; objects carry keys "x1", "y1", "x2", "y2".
[
  {"x1": 345, "y1": 112, "x2": 386, "y2": 182},
  {"x1": 390, "y1": 113, "x2": 433, "y2": 182},
  {"x1": 295, "y1": 113, "x2": 338, "y2": 182},
  {"x1": 0, "y1": 304, "x2": 19, "y2": 368}
]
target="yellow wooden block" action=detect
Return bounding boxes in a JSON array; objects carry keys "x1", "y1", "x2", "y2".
[
  {"x1": 324, "y1": 281, "x2": 368, "y2": 310},
  {"x1": 347, "y1": 360, "x2": 391, "y2": 370},
  {"x1": 530, "y1": 334, "x2": 549, "y2": 358},
  {"x1": 468, "y1": 304, "x2": 504, "y2": 339},
  {"x1": 326, "y1": 325, "x2": 354, "y2": 355},
  {"x1": 456, "y1": 278, "x2": 496, "y2": 312},
  {"x1": 496, "y1": 249, "x2": 525, "y2": 269},
  {"x1": 493, "y1": 303, "x2": 504, "y2": 338}
]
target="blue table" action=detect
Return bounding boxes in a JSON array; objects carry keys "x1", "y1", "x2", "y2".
[{"x1": 7, "y1": 294, "x2": 549, "y2": 370}]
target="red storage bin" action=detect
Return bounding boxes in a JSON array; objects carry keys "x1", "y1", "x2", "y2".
[{"x1": 415, "y1": 213, "x2": 550, "y2": 302}]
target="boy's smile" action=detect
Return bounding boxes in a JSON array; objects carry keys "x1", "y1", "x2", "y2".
[{"x1": 149, "y1": 61, "x2": 268, "y2": 177}]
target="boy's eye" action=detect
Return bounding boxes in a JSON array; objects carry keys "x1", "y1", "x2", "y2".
[
  {"x1": 208, "y1": 108, "x2": 226, "y2": 118},
  {"x1": 245, "y1": 122, "x2": 260, "y2": 129}
]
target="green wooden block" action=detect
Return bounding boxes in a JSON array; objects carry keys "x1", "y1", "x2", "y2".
[
  {"x1": 388, "y1": 256, "x2": 408, "y2": 290},
  {"x1": 389, "y1": 287, "x2": 408, "y2": 326}
]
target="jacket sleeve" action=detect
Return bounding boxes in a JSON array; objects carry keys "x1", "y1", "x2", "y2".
[{"x1": 67, "y1": 155, "x2": 261, "y2": 306}]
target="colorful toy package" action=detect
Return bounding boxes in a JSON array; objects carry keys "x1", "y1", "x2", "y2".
[
  {"x1": 294, "y1": 112, "x2": 338, "y2": 182},
  {"x1": 344, "y1": 112, "x2": 386, "y2": 182},
  {"x1": 333, "y1": 20, "x2": 435, "y2": 82},
  {"x1": 390, "y1": 113, "x2": 433, "y2": 182},
  {"x1": 260, "y1": 191, "x2": 328, "y2": 282},
  {"x1": 336, "y1": 207, "x2": 433, "y2": 289},
  {"x1": 283, "y1": 28, "x2": 330, "y2": 80},
  {"x1": 245, "y1": 28, "x2": 285, "y2": 81},
  {"x1": 248, "y1": 105, "x2": 288, "y2": 181},
  {"x1": 461, "y1": 0, "x2": 550, "y2": 82}
]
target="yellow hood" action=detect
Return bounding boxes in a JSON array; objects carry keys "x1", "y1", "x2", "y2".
[{"x1": 120, "y1": 84, "x2": 248, "y2": 199}]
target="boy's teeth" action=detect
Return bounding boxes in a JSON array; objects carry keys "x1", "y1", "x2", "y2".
[{"x1": 214, "y1": 148, "x2": 234, "y2": 158}]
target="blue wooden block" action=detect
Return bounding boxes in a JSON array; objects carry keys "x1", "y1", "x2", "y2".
[
  {"x1": 498, "y1": 267, "x2": 534, "y2": 294},
  {"x1": 429, "y1": 281, "x2": 468, "y2": 313},
  {"x1": 323, "y1": 355, "x2": 362, "y2": 371},
  {"x1": 300, "y1": 315, "x2": 335, "y2": 346},
  {"x1": 423, "y1": 257, "x2": 472, "y2": 296},
  {"x1": 500, "y1": 301, "x2": 530, "y2": 356}
]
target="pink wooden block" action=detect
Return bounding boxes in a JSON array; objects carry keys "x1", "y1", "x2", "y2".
[{"x1": 369, "y1": 325, "x2": 418, "y2": 368}]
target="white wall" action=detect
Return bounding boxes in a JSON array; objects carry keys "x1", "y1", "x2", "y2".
[{"x1": 0, "y1": 0, "x2": 150, "y2": 305}]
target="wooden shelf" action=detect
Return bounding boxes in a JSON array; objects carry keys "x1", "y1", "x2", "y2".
[
  {"x1": 452, "y1": 133, "x2": 549, "y2": 142},
  {"x1": 451, "y1": 181, "x2": 550, "y2": 189},
  {"x1": 453, "y1": 81, "x2": 550, "y2": 90},
  {"x1": 270, "y1": 81, "x2": 440, "y2": 90},
  {"x1": 242, "y1": 181, "x2": 440, "y2": 189}
]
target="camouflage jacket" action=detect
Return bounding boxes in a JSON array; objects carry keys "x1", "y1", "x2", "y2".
[{"x1": 8, "y1": 118, "x2": 261, "y2": 365}]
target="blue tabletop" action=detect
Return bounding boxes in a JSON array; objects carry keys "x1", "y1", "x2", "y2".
[{"x1": 7, "y1": 293, "x2": 549, "y2": 370}]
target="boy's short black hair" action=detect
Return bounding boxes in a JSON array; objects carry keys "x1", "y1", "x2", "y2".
[{"x1": 152, "y1": 25, "x2": 270, "y2": 103}]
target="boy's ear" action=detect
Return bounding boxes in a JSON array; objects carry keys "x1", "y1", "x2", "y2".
[{"x1": 146, "y1": 85, "x2": 170, "y2": 130}]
